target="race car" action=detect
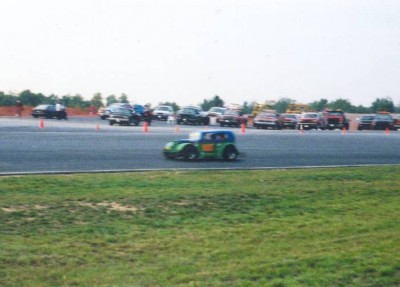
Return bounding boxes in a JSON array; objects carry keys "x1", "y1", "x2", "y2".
[{"x1": 163, "y1": 130, "x2": 239, "y2": 161}]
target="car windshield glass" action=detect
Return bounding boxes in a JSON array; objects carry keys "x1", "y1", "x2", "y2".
[
  {"x1": 259, "y1": 113, "x2": 275, "y2": 117},
  {"x1": 113, "y1": 108, "x2": 131, "y2": 115},
  {"x1": 184, "y1": 108, "x2": 197, "y2": 114},
  {"x1": 361, "y1": 116, "x2": 374, "y2": 120},
  {"x1": 36, "y1": 105, "x2": 48, "y2": 109},
  {"x1": 375, "y1": 115, "x2": 392, "y2": 120},
  {"x1": 225, "y1": 110, "x2": 239, "y2": 116},
  {"x1": 210, "y1": 108, "x2": 225, "y2": 113},
  {"x1": 328, "y1": 112, "x2": 342, "y2": 116},
  {"x1": 303, "y1": 113, "x2": 318, "y2": 118},
  {"x1": 159, "y1": 107, "x2": 170, "y2": 111},
  {"x1": 284, "y1": 114, "x2": 296, "y2": 119}
]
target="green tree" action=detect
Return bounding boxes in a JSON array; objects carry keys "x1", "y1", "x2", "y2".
[
  {"x1": 200, "y1": 95, "x2": 225, "y2": 111},
  {"x1": 0, "y1": 92, "x2": 17, "y2": 106},
  {"x1": 18, "y1": 90, "x2": 46, "y2": 106},
  {"x1": 395, "y1": 101, "x2": 400, "y2": 113},
  {"x1": 91, "y1": 93, "x2": 104, "y2": 108},
  {"x1": 119, "y1": 93, "x2": 129, "y2": 103},
  {"x1": 48, "y1": 94, "x2": 59, "y2": 104},
  {"x1": 371, "y1": 97, "x2": 395, "y2": 113},
  {"x1": 354, "y1": 105, "x2": 372, "y2": 114},
  {"x1": 308, "y1": 98, "x2": 329, "y2": 112},
  {"x1": 106, "y1": 95, "x2": 118, "y2": 106},
  {"x1": 329, "y1": 98, "x2": 355, "y2": 112},
  {"x1": 272, "y1": 98, "x2": 295, "y2": 113},
  {"x1": 67, "y1": 94, "x2": 89, "y2": 108},
  {"x1": 242, "y1": 101, "x2": 253, "y2": 114}
]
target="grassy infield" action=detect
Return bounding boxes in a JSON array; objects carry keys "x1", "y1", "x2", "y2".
[{"x1": 0, "y1": 166, "x2": 399, "y2": 287}]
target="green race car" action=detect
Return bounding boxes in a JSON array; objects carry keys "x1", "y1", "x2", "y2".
[{"x1": 163, "y1": 130, "x2": 240, "y2": 161}]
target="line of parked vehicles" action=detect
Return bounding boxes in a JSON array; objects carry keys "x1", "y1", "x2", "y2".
[
  {"x1": 253, "y1": 110, "x2": 399, "y2": 131},
  {"x1": 356, "y1": 112, "x2": 400, "y2": 131},
  {"x1": 96, "y1": 103, "x2": 400, "y2": 131},
  {"x1": 30, "y1": 103, "x2": 399, "y2": 131}
]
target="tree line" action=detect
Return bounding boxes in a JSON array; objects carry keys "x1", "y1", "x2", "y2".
[{"x1": 0, "y1": 90, "x2": 398, "y2": 114}]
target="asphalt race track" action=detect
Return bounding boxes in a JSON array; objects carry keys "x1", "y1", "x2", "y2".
[{"x1": 1, "y1": 117, "x2": 399, "y2": 175}]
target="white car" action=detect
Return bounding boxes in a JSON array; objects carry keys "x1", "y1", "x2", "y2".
[
  {"x1": 153, "y1": 105, "x2": 174, "y2": 120},
  {"x1": 207, "y1": 107, "x2": 227, "y2": 118},
  {"x1": 207, "y1": 107, "x2": 228, "y2": 123}
]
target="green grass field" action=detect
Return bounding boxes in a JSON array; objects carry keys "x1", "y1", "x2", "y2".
[{"x1": 1, "y1": 166, "x2": 399, "y2": 287}]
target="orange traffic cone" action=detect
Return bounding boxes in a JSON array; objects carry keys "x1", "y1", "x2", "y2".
[
  {"x1": 143, "y1": 121, "x2": 149, "y2": 133},
  {"x1": 299, "y1": 125, "x2": 304, "y2": 135},
  {"x1": 240, "y1": 123, "x2": 246, "y2": 134},
  {"x1": 385, "y1": 128, "x2": 390, "y2": 135},
  {"x1": 342, "y1": 126, "x2": 347, "y2": 135},
  {"x1": 96, "y1": 124, "x2": 100, "y2": 132},
  {"x1": 175, "y1": 125, "x2": 180, "y2": 133},
  {"x1": 39, "y1": 119, "x2": 44, "y2": 129}
]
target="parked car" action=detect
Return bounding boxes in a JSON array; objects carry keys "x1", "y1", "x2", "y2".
[
  {"x1": 357, "y1": 115, "x2": 375, "y2": 130},
  {"x1": 394, "y1": 115, "x2": 400, "y2": 131},
  {"x1": 108, "y1": 108, "x2": 141, "y2": 126},
  {"x1": 99, "y1": 103, "x2": 132, "y2": 120},
  {"x1": 281, "y1": 113, "x2": 298, "y2": 129},
  {"x1": 31, "y1": 104, "x2": 67, "y2": 120},
  {"x1": 206, "y1": 107, "x2": 228, "y2": 123},
  {"x1": 253, "y1": 112, "x2": 284, "y2": 129},
  {"x1": 176, "y1": 106, "x2": 209, "y2": 125},
  {"x1": 163, "y1": 130, "x2": 239, "y2": 161},
  {"x1": 297, "y1": 112, "x2": 325, "y2": 130},
  {"x1": 371, "y1": 112, "x2": 395, "y2": 130},
  {"x1": 219, "y1": 109, "x2": 248, "y2": 127},
  {"x1": 152, "y1": 105, "x2": 174, "y2": 120}
]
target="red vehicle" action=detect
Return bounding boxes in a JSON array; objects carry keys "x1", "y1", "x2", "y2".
[
  {"x1": 321, "y1": 109, "x2": 350, "y2": 130},
  {"x1": 297, "y1": 112, "x2": 325, "y2": 130},
  {"x1": 219, "y1": 109, "x2": 248, "y2": 127},
  {"x1": 281, "y1": 113, "x2": 298, "y2": 129},
  {"x1": 253, "y1": 112, "x2": 284, "y2": 129}
]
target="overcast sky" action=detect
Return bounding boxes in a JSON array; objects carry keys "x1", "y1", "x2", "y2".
[{"x1": 1, "y1": 0, "x2": 399, "y2": 107}]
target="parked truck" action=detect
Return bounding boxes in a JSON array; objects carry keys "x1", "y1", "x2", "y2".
[{"x1": 321, "y1": 109, "x2": 350, "y2": 130}]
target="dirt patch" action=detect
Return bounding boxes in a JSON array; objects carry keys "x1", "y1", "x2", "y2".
[
  {"x1": 2, "y1": 205, "x2": 49, "y2": 213},
  {"x1": 78, "y1": 201, "x2": 138, "y2": 213}
]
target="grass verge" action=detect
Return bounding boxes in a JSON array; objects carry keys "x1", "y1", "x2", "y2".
[{"x1": 1, "y1": 166, "x2": 399, "y2": 286}]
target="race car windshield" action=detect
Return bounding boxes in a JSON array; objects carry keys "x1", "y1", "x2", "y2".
[{"x1": 189, "y1": 132, "x2": 201, "y2": 141}]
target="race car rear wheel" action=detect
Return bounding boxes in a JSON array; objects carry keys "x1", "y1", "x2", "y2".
[
  {"x1": 223, "y1": 146, "x2": 238, "y2": 161},
  {"x1": 183, "y1": 145, "x2": 198, "y2": 160}
]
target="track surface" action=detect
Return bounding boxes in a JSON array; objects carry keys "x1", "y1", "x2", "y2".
[{"x1": 1, "y1": 117, "x2": 399, "y2": 174}]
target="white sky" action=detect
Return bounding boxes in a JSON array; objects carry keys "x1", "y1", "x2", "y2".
[{"x1": 1, "y1": 0, "x2": 399, "y2": 107}]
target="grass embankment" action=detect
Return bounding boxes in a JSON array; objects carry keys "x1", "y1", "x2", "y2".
[{"x1": 1, "y1": 167, "x2": 399, "y2": 286}]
